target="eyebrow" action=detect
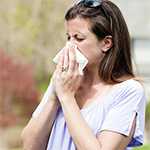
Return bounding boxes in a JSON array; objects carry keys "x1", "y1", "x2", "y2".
[
  {"x1": 66, "y1": 33, "x2": 86, "y2": 38},
  {"x1": 66, "y1": 33, "x2": 69, "y2": 36}
]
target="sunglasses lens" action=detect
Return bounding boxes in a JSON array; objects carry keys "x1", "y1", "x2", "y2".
[
  {"x1": 85, "y1": 0, "x2": 102, "y2": 7},
  {"x1": 85, "y1": 0, "x2": 94, "y2": 6},
  {"x1": 75, "y1": 0, "x2": 102, "y2": 7}
]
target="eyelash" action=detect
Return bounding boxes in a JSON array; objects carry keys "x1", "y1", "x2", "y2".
[
  {"x1": 67, "y1": 36, "x2": 70, "y2": 41},
  {"x1": 76, "y1": 37, "x2": 83, "y2": 41},
  {"x1": 67, "y1": 36, "x2": 84, "y2": 42}
]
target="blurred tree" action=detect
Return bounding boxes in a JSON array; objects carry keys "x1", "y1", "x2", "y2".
[
  {"x1": 0, "y1": 50, "x2": 39, "y2": 127},
  {"x1": 0, "y1": 0, "x2": 75, "y2": 86}
]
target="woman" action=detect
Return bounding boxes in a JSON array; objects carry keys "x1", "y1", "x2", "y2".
[{"x1": 21, "y1": 0, "x2": 146, "y2": 150}]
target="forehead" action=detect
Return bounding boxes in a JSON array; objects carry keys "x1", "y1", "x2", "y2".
[{"x1": 67, "y1": 18, "x2": 92, "y2": 35}]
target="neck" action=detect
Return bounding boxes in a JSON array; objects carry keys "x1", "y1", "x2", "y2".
[{"x1": 80, "y1": 67, "x2": 105, "y2": 89}]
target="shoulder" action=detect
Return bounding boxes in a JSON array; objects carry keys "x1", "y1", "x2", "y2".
[
  {"x1": 117, "y1": 79, "x2": 145, "y2": 96},
  {"x1": 112, "y1": 79, "x2": 146, "y2": 106}
]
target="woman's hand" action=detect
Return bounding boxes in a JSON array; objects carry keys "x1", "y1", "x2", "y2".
[{"x1": 52, "y1": 44, "x2": 81, "y2": 102}]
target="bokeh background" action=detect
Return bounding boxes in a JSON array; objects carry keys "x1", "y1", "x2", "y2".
[{"x1": 0, "y1": 0, "x2": 150, "y2": 149}]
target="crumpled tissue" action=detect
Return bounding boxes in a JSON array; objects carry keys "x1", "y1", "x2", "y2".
[{"x1": 53, "y1": 42, "x2": 88, "y2": 75}]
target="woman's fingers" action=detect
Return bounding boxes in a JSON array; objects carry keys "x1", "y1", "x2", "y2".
[
  {"x1": 63, "y1": 47, "x2": 69, "y2": 69},
  {"x1": 52, "y1": 44, "x2": 80, "y2": 99},
  {"x1": 57, "y1": 52, "x2": 64, "y2": 73},
  {"x1": 57, "y1": 44, "x2": 78, "y2": 74},
  {"x1": 69, "y1": 45, "x2": 77, "y2": 72}
]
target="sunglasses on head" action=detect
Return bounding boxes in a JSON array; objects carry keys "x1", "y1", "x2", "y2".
[{"x1": 74, "y1": 0, "x2": 110, "y2": 21}]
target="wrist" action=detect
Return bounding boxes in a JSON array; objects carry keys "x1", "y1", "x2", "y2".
[
  {"x1": 58, "y1": 94, "x2": 75, "y2": 104},
  {"x1": 48, "y1": 93, "x2": 60, "y2": 106}
]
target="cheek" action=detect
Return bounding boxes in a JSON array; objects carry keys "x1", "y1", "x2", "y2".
[
  {"x1": 77, "y1": 40, "x2": 101, "y2": 61},
  {"x1": 78, "y1": 44, "x2": 92, "y2": 59},
  {"x1": 79, "y1": 42, "x2": 93, "y2": 53},
  {"x1": 84, "y1": 47, "x2": 103, "y2": 63}
]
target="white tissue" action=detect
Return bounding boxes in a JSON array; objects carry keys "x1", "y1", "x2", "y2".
[{"x1": 53, "y1": 42, "x2": 88, "y2": 75}]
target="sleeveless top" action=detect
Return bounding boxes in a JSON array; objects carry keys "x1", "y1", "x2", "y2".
[{"x1": 33, "y1": 79, "x2": 146, "y2": 150}]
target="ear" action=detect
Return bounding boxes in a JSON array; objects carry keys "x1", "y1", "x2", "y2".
[{"x1": 101, "y1": 35, "x2": 113, "y2": 52}]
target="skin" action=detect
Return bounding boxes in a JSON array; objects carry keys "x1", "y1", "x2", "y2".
[{"x1": 20, "y1": 17, "x2": 136, "y2": 150}]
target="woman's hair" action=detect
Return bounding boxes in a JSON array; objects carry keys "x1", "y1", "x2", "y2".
[{"x1": 65, "y1": 0, "x2": 135, "y2": 84}]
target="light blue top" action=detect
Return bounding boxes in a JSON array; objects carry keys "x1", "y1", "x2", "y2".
[{"x1": 33, "y1": 79, "x2": 146, "y2": 150}]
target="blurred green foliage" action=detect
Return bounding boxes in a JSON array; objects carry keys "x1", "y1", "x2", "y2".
[
  {"x1": 0, "y1": 0, "x2": 76, "y2": 86},
  {"x1": 145, "y1": 100, "x2": 150, "y2": 130},
  {"x1": 133, "y1": 145, "x2": 150, "y2": 150}
]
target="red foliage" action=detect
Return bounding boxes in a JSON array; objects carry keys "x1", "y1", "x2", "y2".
[{"x1": 0, "y1": 50, "x2": 39, "y2": 127}]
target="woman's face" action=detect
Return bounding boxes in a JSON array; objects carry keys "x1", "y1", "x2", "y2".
[{"x1": 67, "y1": 17, "x2": 105, "y2": 68}]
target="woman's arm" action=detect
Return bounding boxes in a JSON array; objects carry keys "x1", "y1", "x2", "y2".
[
  {"x1": 20, "y1": 93, "x2": 60, "y2": 150},
  {"x1": 98, "y1": 115, "x2": 136, "y2": 150},
  {"x1": 60, "y1": 95, "x2": 101, "y2": 150},
  {"x1": 60, "y1": 95, "x2": 136, "y2": 150}
]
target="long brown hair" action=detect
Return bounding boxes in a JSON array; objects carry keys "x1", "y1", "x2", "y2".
[{"x1": 65, "y1": 0, "x2": 135, "y2": 84}]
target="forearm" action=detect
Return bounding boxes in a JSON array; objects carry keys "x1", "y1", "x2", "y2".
[
  {"x1": 60, "y1": 96, "x2": 101, "y2": 150},
  {"x1": 21, "y1": 94, "x2": 60, "y2": 150}
]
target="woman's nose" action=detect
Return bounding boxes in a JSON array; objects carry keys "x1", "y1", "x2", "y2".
[
  {"x1": 69, "y1": 38, "x2": 77, "y2": 46},
  {"x1": 69, "y1": 38, "x2": 74, "y2": 43}
]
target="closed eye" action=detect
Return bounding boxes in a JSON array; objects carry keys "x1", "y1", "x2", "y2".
[
  {"x1": 66, "y1": 33, "x2": 85, "y2": 42},
  {"x1": 74, "y1": 34, "x2": 84, "y2": 42},
  {"x1": 66, "y1": 34, "x2": 71, "y2": 41},
  {"x1": 76, "y1": 37, "x2": 84, "y2": 42}
]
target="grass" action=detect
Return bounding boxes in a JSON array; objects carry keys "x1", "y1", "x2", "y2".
[{"x1": 133, "y1": 145, "x2": 150, "y2": 150}]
